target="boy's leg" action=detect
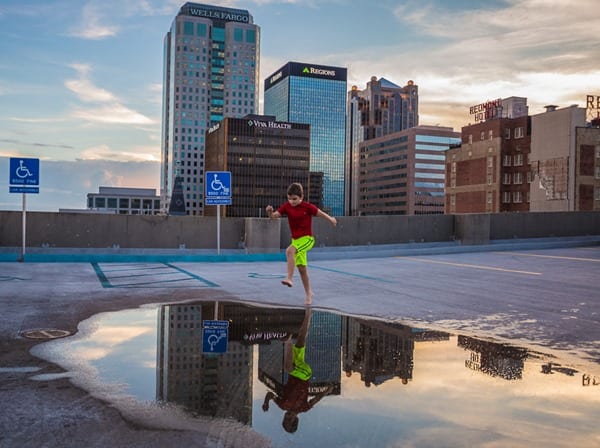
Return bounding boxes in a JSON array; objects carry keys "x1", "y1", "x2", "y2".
[
  {"x1": 282, "y1": 244, "x2": 296, "y2": 287},
  {"x1": 297, "y1": 265, "x2": 313, "y2": 305},
  {"x1": 291, "y1": 236, "x2": 315, "y2": 303}
]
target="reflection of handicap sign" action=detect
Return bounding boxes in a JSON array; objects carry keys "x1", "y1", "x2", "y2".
[
  {"x1": 205, "y1": 171, "x2": 231, "y2": 205},
  {"x1": 202, "y1": 320, "x2": 229, "y2": 353}
]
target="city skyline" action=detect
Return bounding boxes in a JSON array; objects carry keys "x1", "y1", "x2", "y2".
[{"x1": 1, "y1": 0, "x2": 599, "y2": 211}]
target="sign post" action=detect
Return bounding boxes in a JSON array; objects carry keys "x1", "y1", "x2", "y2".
[
  {"x1": 9, "y1": 158, "x2": 40, "y2": 262},
  {"x1": 205, "y1": 171, "x2": 232, "y2": 255}
]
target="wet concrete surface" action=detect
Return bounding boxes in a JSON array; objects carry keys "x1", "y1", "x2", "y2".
[{"x1": 1, "y1": 241, "x2": 599, "y2": 447}]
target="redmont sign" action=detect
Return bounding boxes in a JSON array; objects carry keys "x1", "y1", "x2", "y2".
[
  {"x1": 469, "y1": 98, "x2": 502, "y2": 122},
  {"x1": 586, "y1": 95, "x2": 600, "y2": 120}
]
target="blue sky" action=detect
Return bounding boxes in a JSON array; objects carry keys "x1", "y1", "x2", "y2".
[{"x1": 1, "y1": 0, "x2": 599, "y2": 211}]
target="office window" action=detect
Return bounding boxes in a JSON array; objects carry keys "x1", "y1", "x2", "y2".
[
  {"x1": 107, "y1": 198, "x2": 117, "y2": 209},
  {"x1": 95, "y1": 197, "x2": 105, "y2": 208},
  {"x1": 502, "y1": 191, "x2": 511, "y2": 203},
  {"x1": 119, "y1": 198, "x2": 129, "y2": 209},
  {"x1": 246, "y1": 29, "x2": 256, "y2": 43},
  {"x1": 595, "y1": 187, "x2": 600, "y2": 200},
  {"x1": 527, "y1": 171, "x2": 534, "y2": 183},
  {"x1": 514, "y1": 154, "x2": 523, "y2": 166},
  {"x1": 514, "y1": 127, "x2": 524, "y2": 138},
  {"x1": 514, "y1": 172, "x2": 523, "y2": 184},
  {"x1": 513, "y1": 191, "x2": 522, "y2": 203},
  {"x1": 488, "y1": 156, "x2": 493, "y2": 168},
  {"x1": 487, "y1": 192, "x2": 493, "y2": 203},
  {"x1": 480, "y1": 131, "x2": 485, "y2": 140},
  {"x1": 234, "y1": 28, "x2": 243, "y2": 42},
  {"x1": 504, "y1": 128, "x2": 511, "y2": 139},
  {"x1": 488, "y1": 130, "x2": 493, "y2": 139},
  {"x1": 503, "y1": 173, "x2": 512, "y2": 185},
  {"x1": 487, "y1": 175, "x2": 493, "y2": 185},
  {"x1": 503, "y1": 155, "x2": 512, "y2": 166},
  {"x1": 184, "y1": 22, "x2": 194, "y2": 36},
  {"x1": 468, "y1": 134, "x2": 473, "y2": 144}
]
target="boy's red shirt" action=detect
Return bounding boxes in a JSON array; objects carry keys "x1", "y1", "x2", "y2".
[
  {"x1": 277, "y1": 201, "x2": 318, "y2": 240},
  {"x1": 274, "y1": 375, "x2": 311, "y2": 413}
]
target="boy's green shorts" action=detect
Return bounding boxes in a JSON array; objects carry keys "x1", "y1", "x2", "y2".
[
  {"x1": 290, "y1": 345, "x2": 312, "y2": 381},
  {"x1": 291, "y1": 235, "x2": 315, "y2": 266}
]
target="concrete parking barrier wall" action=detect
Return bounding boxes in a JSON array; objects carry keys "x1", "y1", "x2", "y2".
[{"x1": 0, "y1": 210, "x2": 598, "y2": 251}]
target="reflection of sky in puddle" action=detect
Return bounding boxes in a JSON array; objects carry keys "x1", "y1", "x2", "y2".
[{"x1": 32, "y1": 302, "x2": 600, "y2": 448}]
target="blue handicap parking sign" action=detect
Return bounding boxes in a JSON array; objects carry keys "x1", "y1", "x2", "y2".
[
  {"x1": 10, "y1": 157, "x2": 39, "y2": 186},
  {"x1": 205, "y1": 171, "x2": 232, "y2": 205},
  {"x1": 202, "y1": 320, "x2": 229, "y2": 353}
]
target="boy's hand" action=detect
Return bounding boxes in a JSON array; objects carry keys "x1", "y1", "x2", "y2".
[
  {"x1": 266, "y1": 205, "x2": 273, "y2": 216},
  {"x1": 331, "y1": 217, "x2": 337, "y2": 227}
]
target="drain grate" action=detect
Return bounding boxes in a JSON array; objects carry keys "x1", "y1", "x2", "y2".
[{"x1": 20, "y1": 329, "x2": 72, "y2": 340}]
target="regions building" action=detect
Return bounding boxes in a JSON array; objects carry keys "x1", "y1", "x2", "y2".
[
  {"x1": 86, "y1": 186, "x2": 161, "y2": 215},
  {"x1": 359, "y1": 126, "x2": 460, "y2": 215},
  {"x1": 445, "y1": 97, "x2": 531, "y2": 213},
  {"x1": 264, "y1": 61, "x2": 347, "y2": 216},
  {"x1": 161, "y1": 2, "x2": 260, "y2": 216},
  {"x1": 346, "y1": 77, "x2": 419, "y2": 215},
  {"x1": 204, "y1": 115, "x2": 311, "y2": 217}
]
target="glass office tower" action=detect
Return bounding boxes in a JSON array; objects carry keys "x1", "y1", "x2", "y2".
[
  {"x1": 264, "y1": 62, "x2": 347, "y2": 215},
  {"x1": 161, "y1": 3, "x2": 260, "y2": 215}
]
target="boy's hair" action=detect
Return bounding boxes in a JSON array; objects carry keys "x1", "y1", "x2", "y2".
[{"x1": 287, "y1": 183, "x2": 304, "y2": 198}]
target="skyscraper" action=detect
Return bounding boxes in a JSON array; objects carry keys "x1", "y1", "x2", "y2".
[
  {"x1": 204, "y1": 115, "x2": 310, "y2": 217},
  {"x1": 346, "y1": 77, "x2": 419, "y2": 215},
  {"x1": 264, "y1": 62, "x2": 347, "y2": 215},
  {"x1": 161, "y1": 3, "x2": 260, "y2": 216}
]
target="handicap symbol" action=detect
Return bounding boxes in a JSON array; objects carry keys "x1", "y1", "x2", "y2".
[
  {"x1": 210, "y1": 173, "x2": 229, "y2": 195},
  {"x1": 207, "y1": 333, "x2": 226, "y2": 351},
  {"x1": 15, "y1": 160, "x2": 33, "y2": 179}
]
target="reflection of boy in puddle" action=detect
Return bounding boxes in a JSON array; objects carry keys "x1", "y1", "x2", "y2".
[{"x1": 262, "y1": 308, "x2": 333, "y2": 433}]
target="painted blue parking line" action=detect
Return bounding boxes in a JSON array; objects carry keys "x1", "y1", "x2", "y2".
[
  {"x1": 107, "y1": 270, "x2": 177, "y2": 280},
  {"x1": 111, "y1": 277, "x2": 207, "y2": 288},
  {"x1": 311, "y1": 264, "x2": 397, "y2": 283},
  {"x1": 99, "y1": 265, "x2": 168, "y2": 273},
  {"x1": 92, "y1": 262, "x2": 111, "y2": 288},
  {"x1": 165, "y1": 263, "x2": 220, "y2": 287},
  {"x1": 92, "y1": 262, "x2": 220, "y2": 288}
]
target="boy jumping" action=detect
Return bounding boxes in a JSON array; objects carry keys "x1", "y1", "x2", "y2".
[{"x1": 266, "y1": 182, "x2": 337, "y2": 305}]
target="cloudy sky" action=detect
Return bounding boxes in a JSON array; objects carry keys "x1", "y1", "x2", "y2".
[{"x1": 1, "y1": 0, "x2": 599, "y2": 211}]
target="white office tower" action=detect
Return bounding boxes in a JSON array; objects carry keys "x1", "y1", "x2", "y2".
[{"x1": 161, "y1": 3, "x2": 260, "y2": 215}]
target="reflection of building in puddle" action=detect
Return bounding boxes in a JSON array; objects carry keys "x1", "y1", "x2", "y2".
[
  {"x1": 540, "y1": 362, "x2": 578, "y2": 376},
  {"x1": 258, "y1": 311, "x2": 342, "y2": 395},
  {"x1": 156, "y1": 303, "x2": 253, "y2": 423},
  {"x1": 458, "y1": 335, "x2": 528, "y2": 380},
  {"x1": 156, "y1": 302, "x2": 310, "y2": 424},
  {"x1": 342, "y1": 318, "x2": 416, "y2": 387}
]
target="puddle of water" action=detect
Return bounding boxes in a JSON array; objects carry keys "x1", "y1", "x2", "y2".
[{"x1": 32, "y1": 301, "x2": 600, "y2": 448}]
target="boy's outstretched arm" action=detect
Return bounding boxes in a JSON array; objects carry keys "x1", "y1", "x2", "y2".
[
  {"x1": 317, "y1": 209, "x2": 337, "y2": 226},
  {"x1": 266, "y1": 205, "x2": 281, "y2": 219}
]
